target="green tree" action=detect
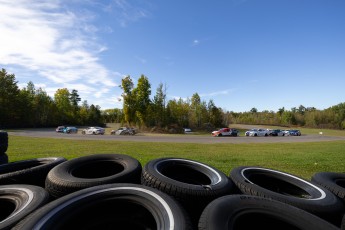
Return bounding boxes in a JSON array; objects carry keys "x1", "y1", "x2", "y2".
[
  {"x1": 18, "y1": 82, "x2": 36, "y2": 127},
  {"x1": 54, "y1": 88, "x2": 73, "y2": 124},
  {"x1": 208, "y1": 100, "x2": 224, "y2": 128},
  {"x1": 250, "y1": 107, "x2": 258, "y2": 113},
  {"x1": 120, "y1": 76, "x2": 135, "y2": 125},
  {"x1": 69, "y1": 89, "x2": 81, "y2": 108},
  {"x1": 151, "y1": 83, "x2": 167, "y2": 126},
  {"x1": 0, "y1": 68, "x2": 20, "y2": 127},
  {"x1": 102, "y1": 108, "x2": 124, "y2": 123},
  {"x1": 87, "y1": 104, "x2": 102, "y2": 125},
  {"x1": 34, "y1": 88, "x2": 56, "y2": 126},
  {"x1": 133, "y1": 75, "x2": 151, "y2": 126}
]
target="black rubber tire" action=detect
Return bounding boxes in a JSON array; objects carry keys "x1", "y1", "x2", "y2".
[
  {"x1": 0, "y1": 131, "x2": 8, "y2": 154},
  {"x1": 0, "y1": 157, "x2": 67, "y2": 187},
  {"x1": 0, "y1": 184, "x2": 49, "y2": 230},
  {"x1": 312, "y1": 172, "x2": 345, "y2": 201},
  {"x1": 198, "y1": 194, "x2": 340, "y2": 230},
  {"x1": 0, "y1": 153, "x2": 9, "y2": 165},
  {"x1": 45, "y1": 154, "x2": 142, "y2": 198},
  {"x1": 141, "y1": 157, "x2": 236, "y2": 226},
  {"x1": 13, "y1": 183, "x2": 191, "y2": 230},
  {"x1": 230, "y1": 166, "x2": 345, "y2": 226}
]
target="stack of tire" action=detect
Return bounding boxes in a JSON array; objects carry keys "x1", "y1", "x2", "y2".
[
  {"x1": 0, "y1": 130, "x2": 9, "y2": 165},
  {"x1": 0, "y1": 152, "x2": 345, "y2": 229}
]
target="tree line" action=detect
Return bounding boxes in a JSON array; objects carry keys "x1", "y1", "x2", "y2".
[
  {"x1": 0, "y1": 68, "x2": 103, "y2": 128},
  {"x1": 225, "y1": 104, "x2": 345, "y2": 130},
  {"x1": 1, "y1": 68, "x2": 344, "y2": 130}
]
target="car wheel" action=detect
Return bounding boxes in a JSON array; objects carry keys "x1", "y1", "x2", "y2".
[
  {"x1": 45, "y1": 154, "x2": 142, "y2": 199},
  {"x1": 141, "y1": 157, "x2": 236, "y2": 226},
  {"x1": 230, "y1": 166, "x2": 345, "y2": 225},
  {"x1": 198, "y1": 195, "x2": 340, "y2": 230},
  {"x1": 13, "y1": 184, "x2": 191, "y2": 230},
  {"x1": 0, "y1": 157, "x2": 67, "y2": 187},
  {"x1": 0, "y1": 184, "x2": 49, "y2": 229}
]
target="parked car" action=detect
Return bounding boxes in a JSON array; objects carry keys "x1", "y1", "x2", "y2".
[
  {"x1": 82, "y1": 127, "x2": 105, "y2": 135},
  {"x1": 212, "y1": 128, "x2": 239, "y2": 137},
  {"x1": 56, "y1": 126, "x2": 66, "y2": 133},
  {"x1": 246, "y1": 128, "x2": 269, "y2": 137},
  {"x1": 269, "y1": 129, "x2": 284, "y2": 136},
  {"x1": 111, "y1": 127, "x2": 136, "y2": 135},
  {"x1": 183, "y1": 128, "x2": 193, "y2": 134},
  {"x1": 289, "y1": 130, "x2": 301, "y2": 136},
  {"x1": 282, "y1": 130, "x2": 291, "y2": 136},
  {"x1": 63, "y1": 126, "x2": 78, "y2": 134}
]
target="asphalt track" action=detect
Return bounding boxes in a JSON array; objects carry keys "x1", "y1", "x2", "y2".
[{"x1": 8, "y1": 129, "x2": 345, "y2": 144}]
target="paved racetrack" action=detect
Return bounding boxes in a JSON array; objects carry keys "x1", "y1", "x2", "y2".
[{"x1": 8, "y1": 129, "x2": 345, "y2": 144}]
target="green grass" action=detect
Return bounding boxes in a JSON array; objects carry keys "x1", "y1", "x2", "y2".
[{"x1": 7, "y1": 135, "x2": 345, "y2": 180}]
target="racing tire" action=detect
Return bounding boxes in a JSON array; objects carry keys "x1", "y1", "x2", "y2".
[
  {"x1": 0, "y1": 131, "x2": 8, "y2": 154},
  {"x1": 0, "y1": 157, "x2": 67, "y2": 187},
  {"x1": 230, "y1": 166, "x2": 345, "y2": 226},
  {"x1": 45, "y1": 154, "x2": 142, "y2": 199},
  {"x1": 0, "y1": 184, "x2": 49, "y2": 230},
  {"x1": 141, "y1": 157, "x2": 236, "y2": 226},
  {"x1": 0, "y1": 153, "x2": 9, "y2": 165},
  {"x1": 312, "y1": 172, "x2": 345, "y2": 201},
  {"x1": 13, "y1": 183, "x2": 191, "y2": 230},
  {"x1": 198, "y1": 194, "x2": 340, "y2": 230}
]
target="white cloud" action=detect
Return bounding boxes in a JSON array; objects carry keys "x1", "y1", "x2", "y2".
[
  {"x1": 0, "y1": 0, "x2": 122, "y2": 109},
  {"x1": 200, "y1": 89, "x2": 236, "y2": 97},
  {"x1": 193, "y1": 39, "x2": 200, "y2": 46},
  {"x1": 108, "y1": 0, "x2": 150, "y2": 27}
]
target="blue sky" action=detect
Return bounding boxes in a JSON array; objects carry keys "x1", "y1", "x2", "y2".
[{"x1": 1, "y1": 0, "x2": 344, "y2": 112}]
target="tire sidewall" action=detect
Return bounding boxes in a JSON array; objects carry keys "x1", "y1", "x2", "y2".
[
  {"x1": 13, "y1": 184, "x2": 190, "y2": 230},
  {"x1": 230, "y1": 166, "x2": 345, "y2": 223},
  {"x1": 146, "y1": 157, "x2": 230, "y2": 192},
  {"x1": 0, "y1": 184, "x2": 49, "y2": 229},
  {"x1": 47, "y1": 154, "x2": 141, "y2": 184},
  {"x1": 199, "y1": 194, "x2": 340, "y2": 230}
]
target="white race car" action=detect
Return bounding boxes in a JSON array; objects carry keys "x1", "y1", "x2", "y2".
[
  {"x1": 82, "y1": 127, "x2": 105, "y2": 135},
  {"x1": 246, "y1": 128, "x2": 269, "y2": 137},
  {"x1": 111, "y1": 127, "x2": 136, "y2": 135}
]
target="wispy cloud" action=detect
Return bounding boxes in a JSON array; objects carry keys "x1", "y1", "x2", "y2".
[
  {"x1": 135, "y1": 56, "x2": 147, "y2": 64},
  {"x1": 192, "y1": 39, "x2": 200, "y2": 46},
  {"x1": 200, "y1": 89, "x2": 236, "y2": 97},
  {"x1": 0, "y1": 0, "x2": 122, "y2": 109},
  {"x1": 107, "y1": 0, "x2": 150, "y2": 27}
]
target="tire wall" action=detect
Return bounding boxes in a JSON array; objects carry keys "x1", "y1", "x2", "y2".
[{"x1": 0, "y1": 131, "x2": 9, "y2": 165}]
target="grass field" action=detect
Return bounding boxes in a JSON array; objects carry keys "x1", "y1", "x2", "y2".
[{"x1": 7, "y1": 135, "x2": 345, "y2": 180}]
